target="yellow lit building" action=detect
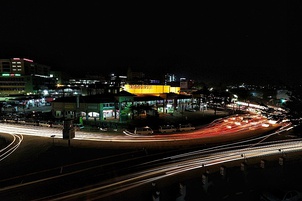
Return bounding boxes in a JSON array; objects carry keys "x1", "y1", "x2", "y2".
[
  {"x1": 123, "y1": 84, "x2": 180, "y2": 96},
  {"x1": 123, "y1": 84, "x2": 191, "y2": 114}
]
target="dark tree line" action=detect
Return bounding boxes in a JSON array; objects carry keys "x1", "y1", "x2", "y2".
[{"x1": 284, "y1": 85, "x2": 302, "y2": 121}]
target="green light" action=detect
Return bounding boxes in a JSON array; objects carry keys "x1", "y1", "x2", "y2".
[{"x1": 1, "y1": 73, "x2": 21, "y2": 77}]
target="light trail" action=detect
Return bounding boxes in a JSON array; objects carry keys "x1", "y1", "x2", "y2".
[
  {"x1": 0, "y1": 113, "x2": 289, "y2": 144},
  {"x1": 0, "y1": 133, "x2": 23, "y2": 162},
  {"x1": 37, "y1": 139, "x2": 302, "y2": 201}
]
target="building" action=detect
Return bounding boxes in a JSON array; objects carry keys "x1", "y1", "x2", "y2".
[
  {"x1": 0, "y1": 58, "x2": 56, "y2": 95},
  {"x1": 51, "y1": 83, "x2": 195, "y2": 125},
  {"x1": 51, "y1": 91, "x2": 136, "y2": 123}
]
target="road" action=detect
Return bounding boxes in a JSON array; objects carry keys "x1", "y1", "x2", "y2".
[
  {"x1": 1, "y1": 134, "x2": 302, "y2": 200},
  {"x1": 0, "y1": 107, "x2": 298, "y2": 200},
  {"x1": 55, "y1": 140, "x2": 302, "y2": 201},
  {"x1": 0, "y1": 113, "x2": 288, "y2": 149},
  {"x1": 0, "y1": 133, "x2": 23, "y2": 162}
]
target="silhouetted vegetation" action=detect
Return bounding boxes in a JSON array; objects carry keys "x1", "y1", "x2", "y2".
[{"x1": 284, "y1": 85, "x2": 302, "y2": 120}]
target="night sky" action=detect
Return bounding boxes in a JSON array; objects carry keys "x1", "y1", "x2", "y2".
[{"x1": 0, "y1": 1, "x2": 301, "y2": 85}]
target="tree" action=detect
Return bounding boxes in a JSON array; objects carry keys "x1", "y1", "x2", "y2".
[
  {"x1": 130, "y1": 104, "x2": 154, "y2": 118},
  {"x1": 284, "y1": 86, "x2": 302, "y2": 120},
  {"x1": 230, "y1": 88, "x2": 251, "y2": 102}
]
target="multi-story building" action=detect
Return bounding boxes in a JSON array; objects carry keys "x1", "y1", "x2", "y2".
[
  {"x1": 164, "y1": 73, "x2": 177, "y2": 84},
  {"x1": 0, "y1": 58, "x2": 56, "y2": 95}
]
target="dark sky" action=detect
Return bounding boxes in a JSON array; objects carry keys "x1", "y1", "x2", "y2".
[{"x1": 0, "y1": 1, "x2": 301, "y2": 85}]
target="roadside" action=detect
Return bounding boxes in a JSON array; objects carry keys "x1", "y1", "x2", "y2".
[
  {"x1": 87, "y1": 108, "x2": 233, "y2": 135},
  {"x1": 1, "y1": 103, "x2": 237, "y2": 134}
]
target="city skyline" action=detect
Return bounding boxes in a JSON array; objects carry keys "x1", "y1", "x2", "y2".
[{"x1": 0, "y1": 1, "x2": 300, "y2": 85}]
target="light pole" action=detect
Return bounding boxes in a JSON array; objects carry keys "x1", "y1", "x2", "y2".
[
  {"x1": 241, "y1": 153, "x2": 247, "y2": 162},
  {"x1": 279, "y1": 149, "x2": 286, "y2": 157},
  {"x1": 50, "y1": 135, "x2": 55, "y2": 146}
]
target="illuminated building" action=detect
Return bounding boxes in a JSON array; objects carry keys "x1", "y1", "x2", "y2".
[
  {"x1": 123, "y1": 84, "x2": 180, "y2": 95},
  {"x1": 0, "y1": 58, "x2": 56, "y2": 95},
  {"x1": 123, "y1": 83, "x2": 191, "y2": 114},
  {"x1": 51, "y1": 71, "x2": 193, "y2": 124}
]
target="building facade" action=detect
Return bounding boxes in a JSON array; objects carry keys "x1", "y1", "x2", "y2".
[
  {"x1": 0, "y1": 58, "x2": 56, "y2": 95},
  {"x1": 51, "y1": 84, "x2": 194, "y2": 124}
]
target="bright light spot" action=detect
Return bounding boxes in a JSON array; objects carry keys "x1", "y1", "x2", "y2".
[
  {"x1": 88, "y1": 112, "x2": 99, "y2": 117},
  {"x1": 42, "y1": 90, "x2": 49, "y2": 96},
  {"x1": 268, "y1": 120, "x2": 277, "y2": 124},
  {"x1": 262, "y1": 123, "x2": 269, "y2": 127}
]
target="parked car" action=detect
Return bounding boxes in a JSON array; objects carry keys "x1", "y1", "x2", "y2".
[
  {"x1": 185, "y1": 108, "x2": 196, "y2": 112},
  {"x1": 159, "y1": 125, "x2": 177, "y2": 133},
  {"x1": 178, "y1": 123, "x2": 195, "y2": 131},
  {"x1": 51, "y1": 122, "x2": 63, "y2": 128},
  {"x1": 38, "y1": 121, "x2": 51, "y2": 127},
  {"x1": 134, "y1": 126, "x2": 153, "y2": 135},
  {"x1": 99, "y1": 126, "x2": 108, "y2": 131}
]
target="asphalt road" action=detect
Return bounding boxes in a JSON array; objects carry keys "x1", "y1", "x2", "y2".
[
  {"x1": 0, "y1": 106, "x2": 300, "y2": 201},
  {"x1": 0, "y1": 108, "x2": 239, "y2": 180}
]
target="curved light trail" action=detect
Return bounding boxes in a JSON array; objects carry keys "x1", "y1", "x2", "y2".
[
  {"x1": 0, "y1": 113, "x2": 293, "y2": 145},
  {"x1": 0, "y1": 116, "x2": 298, "y2": 200},
  {"x1": 39, "y1": 139, "x2": 302, "y2": 201},
  {"x1": 0, "y1": 133, "x2": 23, "y2": 162}
]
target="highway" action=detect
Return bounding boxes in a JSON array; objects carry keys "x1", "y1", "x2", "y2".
[
  {"x1": 50, "y1": 139, "x2": 302, "y2": 201},
  {"x1": 0, "y1": 112, "x2": 292, "y2": 154},
  {"x1": 0, "y1": 135, "x2": 301, "y2": 200},
  {"x1": 0, "y1": 113, "x2": 289, "y2": 142},
  {"x1": 0, "y1": 111, "x2": 299, "y2": 200}
]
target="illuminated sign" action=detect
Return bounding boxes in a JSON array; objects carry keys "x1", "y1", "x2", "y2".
[
  {"x1": 23, "y1": 58, "x2": 33, "y2": 62},
  {"x1": 12, "y1": 58, "x2": 33, "y2": 62},
  {"x1": 2, "y1": 73, "x2": 21, "y2": 77}
]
